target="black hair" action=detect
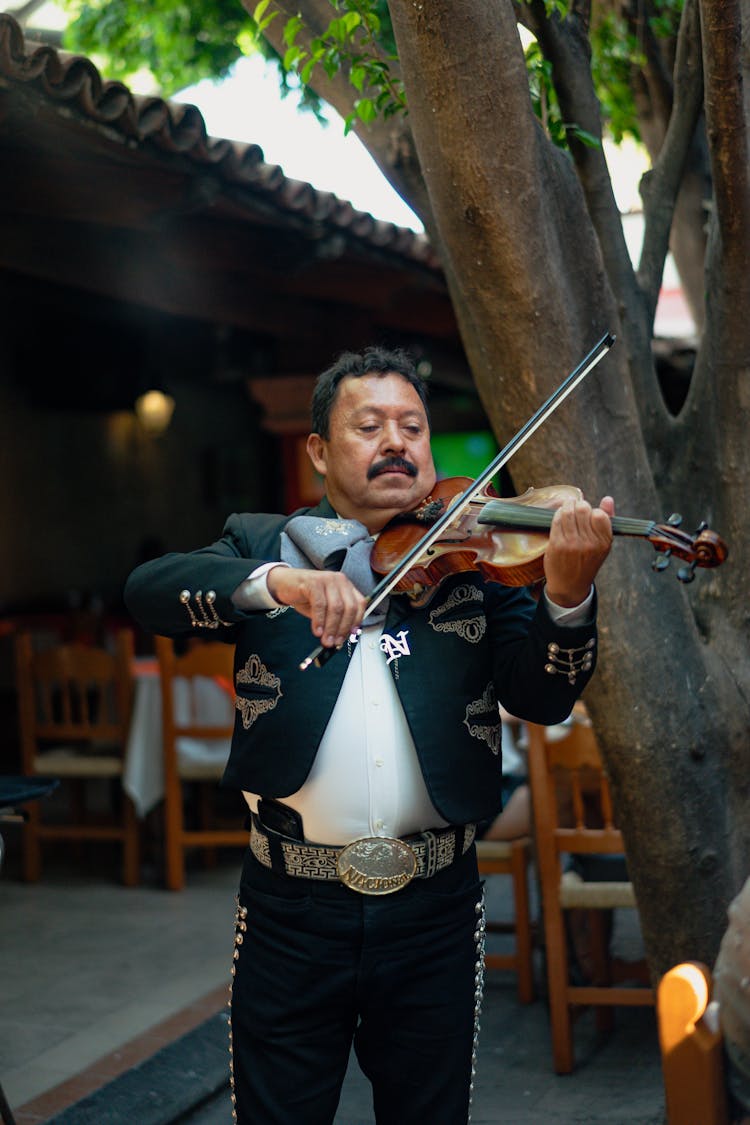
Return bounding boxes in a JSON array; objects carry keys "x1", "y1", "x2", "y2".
[{"x1": 311, "y1": 346, "x2": 430, "y2": 438}]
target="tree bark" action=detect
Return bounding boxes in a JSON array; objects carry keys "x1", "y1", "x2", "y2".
[{"x1": 385, "y1": 0, "x2": 749, "y2": 973}]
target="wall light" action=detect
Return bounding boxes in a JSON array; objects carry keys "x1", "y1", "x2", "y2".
[{"x1": 134, "y1": 389, "x2": 175, "y2": 436}]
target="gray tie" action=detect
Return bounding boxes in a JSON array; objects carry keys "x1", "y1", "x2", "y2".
[{"x1": 280, "y1": 516, "x2": 388, "y2": 622}]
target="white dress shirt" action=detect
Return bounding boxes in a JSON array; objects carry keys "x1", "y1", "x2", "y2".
[{"x1": 232, "y1": 561, "x2": 593, "y2": 845}]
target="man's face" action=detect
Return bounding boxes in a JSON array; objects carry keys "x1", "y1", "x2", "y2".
[{"x1": 307, "y1": 372, "x2": 437, "y2": 531}]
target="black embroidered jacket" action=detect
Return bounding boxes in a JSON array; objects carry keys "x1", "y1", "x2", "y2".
[{"x1": 123, "y1": 498, "x2": 598, "y2": 825}]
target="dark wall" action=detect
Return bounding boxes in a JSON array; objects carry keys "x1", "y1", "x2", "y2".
[{"x1": 0, "y1": 370, "x2": 275, "y2": 618}]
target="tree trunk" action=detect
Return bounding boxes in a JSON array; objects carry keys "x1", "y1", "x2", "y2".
[{"x1": 385, "y1": 0, "x2": 750, "y2": 973}]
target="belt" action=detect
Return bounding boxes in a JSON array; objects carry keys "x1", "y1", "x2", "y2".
[{"x1": 249, "y1": 814, "x2": 477, "y2": 896}]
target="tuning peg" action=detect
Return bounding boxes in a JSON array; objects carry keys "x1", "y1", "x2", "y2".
[
  {"x1": 667, "y1": 513, "x2": 683, "y2": 527},
  {"x1": 677, "y1": 561, "x2": 697, "y2": 583},
  {"x1": 696, "y1": 520, "x2": 707, "y2": 533},
  {"x1": 652, "y1": 550, "x2": 671, "y2": 572}
]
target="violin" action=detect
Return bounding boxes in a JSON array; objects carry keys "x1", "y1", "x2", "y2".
[
  {"x1": 369, "y1": 476, "x2": 729, "y2": 606},
  {"x1": 299, "y1": 332, "x2": 728, "y2": 671}
]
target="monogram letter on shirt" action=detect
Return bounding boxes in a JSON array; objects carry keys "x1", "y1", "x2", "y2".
[{"x1": 379, "y1": 629, "x2": 411, "y2": 665}]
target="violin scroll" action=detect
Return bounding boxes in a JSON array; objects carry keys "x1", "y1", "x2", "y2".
[{"x1": 647, "y1": 519, "x2": 728, "y2": 580}]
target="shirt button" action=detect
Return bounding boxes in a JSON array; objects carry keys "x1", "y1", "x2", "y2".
[
  {"x1": 374, "y1": 819, "x2": 385, "y2": 830},
  {"x1": 374, "y1": 758, "x2": 384, "y2": 768}
]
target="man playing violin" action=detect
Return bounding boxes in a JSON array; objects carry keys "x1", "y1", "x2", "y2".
[{"x1": 124, "y1": 345, "x2": 614, "y2": 1125}]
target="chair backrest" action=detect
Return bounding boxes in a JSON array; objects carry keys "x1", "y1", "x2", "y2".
[
  {"x1": 155, "y1": 635, "x2": 241, "y2": 889},
  {"x1": 155, "y1": 635, "x2": 236, "y2": 758},
  {"x1": 658, "y1": 961, "x2": 729, "y2": 1125},
  {"x1": 526, "y1": 718, "x2": 624, "y2": 861},
  {"x1": 15, "y1": 630, "x2": 134, "y2": 767}
]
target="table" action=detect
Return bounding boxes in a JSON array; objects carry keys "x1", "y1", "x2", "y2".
[{"x1": 123, "y1": 658, "x2": 234, "y2": 818}]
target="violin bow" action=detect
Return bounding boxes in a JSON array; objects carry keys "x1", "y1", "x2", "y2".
[{"x1": 300, "y1": 331, "x2": 616, "y2": 671}]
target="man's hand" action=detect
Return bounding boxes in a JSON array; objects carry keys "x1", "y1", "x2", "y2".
[
  {"x1": 543, "y1": 496, "x2": 615, "y2": 608},
  {"x1": 267, "y1": 566, "x2": 368, "y2": 649}
]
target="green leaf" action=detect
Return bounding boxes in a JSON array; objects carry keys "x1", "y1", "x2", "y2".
[
  {"x1": 322, "y1": 45, "x2": 341, "y2": 78},
  {"x1": 569, "y1": 126, "x2": 602, "y2": 148},
  {"x1": 252, "y1": 0, "x2": 271, "y2": 23},
  {"x1": 363, "y1": 9, "x2": 381, "y2": 33},
  {"x1": 283, "y1": 44, "x2": 305, "y2": 69},
  {"x1": 255, "y1": 11, "x2": 279, "y2": 34},
  {"x1": 283, "y1": 14, "x2": 303, "y2": 47},
  {"x1": 328, "y1": 16, "x2": 346, "y2": 42},
  {"x1": 341, "y1": 10, "x2": 361, "y2": 34},
  {"x1": 350, "y1": 64, "x2": 366, "y2": 91},
  {"x1": 300, "y1": 57, "x2": 317, "y2": 84},
  {"x1": 355, "y1": 96, "x2": 377, "y2": 122}
]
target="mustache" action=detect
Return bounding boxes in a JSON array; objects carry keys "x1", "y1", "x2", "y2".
[{"x1": 367, "y1": 456, "x2": 418, "y2": 480}]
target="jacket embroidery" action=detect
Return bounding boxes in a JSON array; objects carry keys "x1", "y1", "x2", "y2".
[
  {"x1": 463, "y1": 682, "x2": 501, "y2": 755},
  {"x1": 234, "y1": 654, "x2": 283, "y2": 730},
  {"x1": 265, "y1": 605, "x2": 290, "y2": 619},
  {"x1": 428, "y1": 584, "x2": 486, "y2": 644}
]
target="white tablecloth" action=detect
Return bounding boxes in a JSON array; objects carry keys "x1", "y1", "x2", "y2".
[{"x1": 123, "y1": 659, "x2": 234, "y2": 817}]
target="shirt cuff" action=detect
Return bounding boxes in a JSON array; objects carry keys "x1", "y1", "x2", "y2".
[
  {"x1": 543, "y1": 585, "x2": 594, "y2": 626},
  {"x1": 231, "y1": 562, "x2": 289, "y2": 611}
]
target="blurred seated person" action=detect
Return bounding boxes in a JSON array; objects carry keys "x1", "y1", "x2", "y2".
[
  {"x1": 480, "y1": 709, "x2": 629, "y2": 984},
  {"x1": 479, "y1": 706, "x2": 531, "y2": 841},
  {"x1": 478, "y1": 707, "x2": 581, "y2": 842}
]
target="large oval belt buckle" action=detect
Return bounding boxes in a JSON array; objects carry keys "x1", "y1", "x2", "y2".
[{"x1": 336, "y1": 836, "x2": 418, "y2": 895}]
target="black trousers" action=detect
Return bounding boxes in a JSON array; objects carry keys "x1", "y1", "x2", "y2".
[{"x1": 230, "y1": 844, "x2": 484, "y2": 1125}]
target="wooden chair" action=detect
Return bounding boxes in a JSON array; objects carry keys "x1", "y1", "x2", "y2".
[
  {"x1": 476, "y1": 836, "x2": 535, "y2": 1002},
  {"x1": 14, "y1": 629, "x2": 140, "y2": 885},
  {"x1": 155, "y1": 634, "x2": 247, "y2": 890},
  {"x1": 658, "y1": 961, "x2": 729, "y2": 1125},
  {"x1": 526, "y1": 717, "x2": 654, "y2": 1073}
]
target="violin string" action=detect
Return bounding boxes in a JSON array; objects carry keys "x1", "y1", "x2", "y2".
[{"x1": 478, "y1": 502, "x2": 656, "y2": 538}]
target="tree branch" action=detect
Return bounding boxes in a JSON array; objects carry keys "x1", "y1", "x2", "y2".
[
  {"x1": 625, "y1": 0, "x2": 675, "y2": 137},
  {"x1": 527, "y1": 0, "x2": 641, "y2": 321},
  {"x1": 638, "y1": 0, "x2": 704, "y2": 321},
  {"x1": 5, "y1": 0, "x2": 47, "y2": 22},
  {"x1": 700, "y1": 0, "x2": 750, "y2": 317},
  {"x1": 243, "y1": 0, "x2": 434, "y2": 227},
  {"x1": 524, "y1": 0, "x2": 671, "y2": 440},
  {"x1": 700, "y1": 0, "x2": 750, "y2": 254},
  {"x1": 388, "y1": 0, "x2": 581, "y2": 280},
  {"x1": 385, "y1": 0, "x2": 645, "y2": 515}
]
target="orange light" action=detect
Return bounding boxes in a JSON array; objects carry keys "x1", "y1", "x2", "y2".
[{"x1": 134, "y1": 389, "x2": 175, "y2": 435}]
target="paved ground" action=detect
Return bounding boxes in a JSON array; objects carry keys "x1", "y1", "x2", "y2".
[
  {"x1": 39, "y1": 978, "x2": 663, "y2": 1125},
  {"x1": 175, "y1": 987, "x2": 663, "y2": 1125},
  {"x1": 1, "y1": 838, "x2": 665, "y2": 1125}
]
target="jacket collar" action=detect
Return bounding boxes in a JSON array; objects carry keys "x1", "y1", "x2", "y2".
[{"x1": 307, "y1": 495, "x2": 338, "y2": 520}]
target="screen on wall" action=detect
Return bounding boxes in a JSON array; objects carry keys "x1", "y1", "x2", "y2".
[{"x1": 431, "y1": 431, "x2": 499, "y2": 485}]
